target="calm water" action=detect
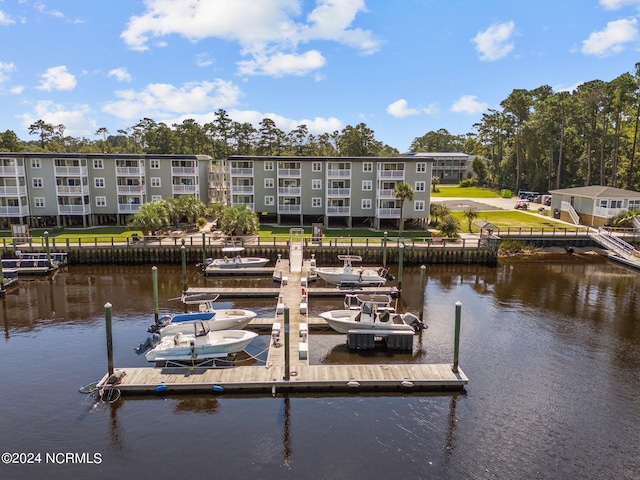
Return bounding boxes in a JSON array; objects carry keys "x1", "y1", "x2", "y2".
[{"x1": 1, "y1": 257, "x2": 639, "y2": 479}]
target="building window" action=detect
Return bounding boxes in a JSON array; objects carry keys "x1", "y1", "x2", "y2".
[
  {"x1": 414, "y1": 200, "x2": 425, "y2": 211},
  {"x1": 416, "y1": 163, "x2": 426, "y2": 173},
  {"x1": 95, "y1": 178, "x2": 105, "y2": 188},
  {"x1": 264, "y1": 178, "x2": 274, "y2": 188},
  {"x1": 312, "y1": 179, "x2": 322, "y2": 190},
  {"x1": 264, "y1": 161, "x2": 274, "y2": 171},
  {"x1": 265, "y1": 196, "x2": 274, "y2": 206},
  {"x1": 362, "y1": 180, "x2": 372, "y2": 191},
  {"x1": 312, "y1": 197, "x2": 322, "y2": 208},
  {"x1": 32, "y1": 178, "x2": 43, "y2": 188},
  {"x1": 629, "y1": 199, "x2": 640, "y2": 209},
  {"x1": 151, "y1": 177, "x2": 161, "y2": 187},
  {"x1": 34, "y1": 197, "x2": 45, "y2": 208},
  {"x1": 415, "y1": 181, "x2": 425, "y2": 192},
  {"x1": 31, "y1": 159, "x2": 41, "y2": 169},
  {"x1": 363, "y1": 162, "x2": 372, "y2": 172},
  {"x1": 361, "y1": 199, "x2": 372, "y2": 209},
  {"x1": 600, "y1": 200, "x2": 607, "y2": 208},
  {"x1": 95, "y1": 196, "x2": 107, "y2": 207},
  {"x1": 93, "y1": 159, "x2": 103, "y2": 169},
  {"x1": 151, "y1": 195, "x2": 163, "y2": 201},
  {"x1": 610, "y1": 200, "x2": 622, "y2": 208},
  {"x1": 312, "y1": 162, "x2": 322, "y2": 172},
  {"x1": 150, "y1": 159, "x2": 160, "y2": 169}
]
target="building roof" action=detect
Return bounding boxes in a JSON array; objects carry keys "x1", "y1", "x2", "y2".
[
  {"x1": 227, "y1": 155, "x2": 435, "y2": 162},
  {"x1": 549, "y1": 185, "x2": 640, "y2": 198},
  {"x1": 404, "y1": 152, "x2": 469, "y2": 158}
]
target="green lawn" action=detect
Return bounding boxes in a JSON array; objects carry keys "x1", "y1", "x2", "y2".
[
  {"x1": 451, "y1": 210, "x2": 579, "y2": 231},
  {"x1": 431, "y1": 185, "x2": 502, "y2": 198}
]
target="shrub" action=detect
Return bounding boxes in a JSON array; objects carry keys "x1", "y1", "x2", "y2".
[
  {"x1": 501, "y1": 189, "x2": 512, "y2": 198},
  {"x1": 460, "y1": 178, "x2": 477, "y2": 187}
]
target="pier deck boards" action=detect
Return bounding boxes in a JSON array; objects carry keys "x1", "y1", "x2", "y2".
[{"x1": 104, "y1": 256, "x2": 468, "y2": 395}]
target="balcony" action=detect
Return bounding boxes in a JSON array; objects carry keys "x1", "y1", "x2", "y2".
[
  {"x1": 277, "y1": 168, "x2": 301, "y2": 178},
  {"x1": 233, "y1": 202, "x2": 255, "y2": 211},
  {"x1": 278, "y1": 186, "x2": 301, "y2": 196},
  {"x1": 172, "y1": 166, "x2": 197, "y2": 175},
  {"x1": 116, "y1": 166, "x2": 142, "y2": 176},
  {"x1": 377, "y1": 170, "x2": 405, "y2": 180},
  {"x1": 0, "y1": 185, "x2": 27, "y2": 196},
  {"x1": 278, "y1": 204, "x2": 301, "y2": 214},
  {"x1": 57, "y1": 185, "x2": 91, "y2": 196},
  {"x1": 231, "y1": 185, "x2": 254, "y2": 194},
  {"x1": 327, "y1": 169, "x2": 351, "y2": 179},
  {"x1": 0, "y1": 165, "x2": 25, "y2": 176},
  {"x1": 117, "y1": 185, "x2": 146, "y2": 195},
  {"x1": 377, "y1": 189, "x2": 396, "y2": 199},
  {"x1": 231, "y1": 167, "x2": 254, "y2": 176},
  {"x1": 118, "y1": 203, "x2": 142, "y2": 214},
  {"x1": 58, "y1": 204, "x2": 92, "y2": 215},
  {"x1": 172, "y1": 184, "x2": 198, "y2": 195},
  {"x1": 326, "y1": 206, "x2": 351, "y2": 216},
  {"x1": 0, "y1": 205, "x2": 29, "y2": 216},
  {"x1": 327, "y1": 187, "x2": 351, "y2": 197},
  {"x1": 55, "y1": 165, "x2": 88, "y2": 176},
  {"x1": 377, "y1": 207, "x2": 401, "y2": 218}
]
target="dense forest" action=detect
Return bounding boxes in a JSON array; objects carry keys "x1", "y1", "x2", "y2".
[{"x1": 2, "y1": 63, "x2": 640, "y2": 194}]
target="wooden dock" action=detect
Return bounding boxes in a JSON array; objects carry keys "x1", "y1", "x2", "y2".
[{"x1": 102, "y1": 256, "x2": 468, "y2": 396}]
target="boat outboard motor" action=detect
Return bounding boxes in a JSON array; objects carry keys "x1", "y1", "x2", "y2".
[
  {"x1": 378, "y1": 267, "x2": 395, "y2": 281},
  {"x1": 148, "y1": 315, "x2": 173, "y2": 333},
  {"x1": 403, "y1": 313, "x2": 426, "y2": 331},
  {"x1": 134, "y1": 333, "x2": 161, "y2": 355}
]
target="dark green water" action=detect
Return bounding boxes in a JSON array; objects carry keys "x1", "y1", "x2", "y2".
[{"x1": 1, "y1": 258, "x2": 638, "y2": 479}]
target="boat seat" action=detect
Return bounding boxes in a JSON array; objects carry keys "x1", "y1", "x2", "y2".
[
  {"x1": 392, "y1": 314, "x2": 404, "y2": 325},
  {"x1": 174, "y1": 332, "x2": 183, "y2": 345},
  {"x1": 378, "y1": 310, "x2": 390, "y2": 323},
  {"x1": 354, "y1": 312, "x2": 362, "y2": 322}
]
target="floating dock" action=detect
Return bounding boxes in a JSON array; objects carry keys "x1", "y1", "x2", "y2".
[{"x1": 99, "y1": 248, "x2": 468, "y2": 396}]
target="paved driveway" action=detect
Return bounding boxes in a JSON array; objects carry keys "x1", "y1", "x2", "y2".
[{"x1": 432, "y1": 196, "x2": 520, "y2": 211}]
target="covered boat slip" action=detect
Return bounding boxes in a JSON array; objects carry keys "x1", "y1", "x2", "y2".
[{"x1": 99, "y1": 258, "x2": 468, "y2": 395}]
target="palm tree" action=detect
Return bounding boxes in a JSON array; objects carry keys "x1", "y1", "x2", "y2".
[
  {"x1": 127, "y1": 201, "x2": 170, "y2": 235},
  {"x1": 393, "y1": 182, "x2": 414, "y2": 237},
  {"x1": 463, "y1": 207, "x2": 479, "y2": 232}
]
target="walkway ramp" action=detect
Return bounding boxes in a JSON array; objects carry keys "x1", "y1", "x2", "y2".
[{"x1": 590, "y1": 228, "x2": 640, "y2": 270}]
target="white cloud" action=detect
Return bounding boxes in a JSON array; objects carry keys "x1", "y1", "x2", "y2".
[
  {"x1": 554, "y1": 81, "x2": 583, "y2": 93},
  {"x1": 10, "y1": 85, "x2": 24, "y2": 94},
  {"x1": 35, "y1": 3, "x2": 64, "y2": 18},
  {"x1": 386, "y1": 99, "x2": 420, "y2": 118},
  {"x1": 451, "y1": 95, "x2": 489, "y2": 114},
  {"x1": 599, "y1": 0, "x2": 640, "y2": 10},
  {"x1": 237, "y1": 50, "x2": 325, "y2": 76},
  {"x1": 18, "y1": 100, "x2": 97, "y2": 136},
  {"x1": 196, "y1": 53, "x2": 214, "y2": 67},
  {"x1": 102, "y1": 79, "x2": 242, "y2": 121},
  {"x1": 120, "y1": 0, "x2": 380, "y2": 77},
  {"x1": 0, "y1": 62, "x2": 16, "y2": 82},
  {"x1": 108, "y1": 67, "x2": 132, "y2": 82},
  {"x1": 472, "y1": 21, "x2": 516, "y2": 61},
  {"x1": 0, "y1": 10, "x2": 16, "y2": 25},
  {"x1": 582, "y1": 18, "x2": 638, "y2": 56},
  {"x1": 36, "y1": 65, "x2": 77, "y2": 91},
  {"x1": 423, "y1": 103, "x2": 440, "y2": 116}
]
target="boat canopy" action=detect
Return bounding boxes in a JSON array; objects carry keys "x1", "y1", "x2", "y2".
[{"x1": 221, "y1": 247, "x2": 245, "y2": 253}]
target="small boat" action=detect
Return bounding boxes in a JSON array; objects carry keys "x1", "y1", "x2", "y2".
[
  {"x1": 144, "y1": 322, "x2": 258, "y2": 363},
  {"x1": 200, "y1": 247, "x2": 269, "y2": 271},
  {"x1": 1, "y1": 257, "x2": 57, "y2": 276},
  {"x1": 147, "y1": 301, "x2": 257, "y2": 335},
  {"x1": 313, "y1": 255, "x2": 391, "y2": 286},
  {"x1": 319, "y1": 300, "x2": 425, "y2": 334}
]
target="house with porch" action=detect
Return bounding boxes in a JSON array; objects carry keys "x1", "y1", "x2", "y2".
[{"x1": 549, "y1": 186, "x2": 640, "y2": 227}]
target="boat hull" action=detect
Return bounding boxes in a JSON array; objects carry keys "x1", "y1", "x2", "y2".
[
  {"x1": 319, "y1": 310, "x2": 415, "y2": 334},
  {"x1": 207, "y1": 257, "x2": 270, "y2": 269},
  {"x1": 315, "y1": 268, "x2": 386, "y2": 286},
  {"x1": 157, "y1": 309, "x2": 257, "y2": 336},
  {"x1": 145, "y1": 330, "x2": 258, "y2": 362}
]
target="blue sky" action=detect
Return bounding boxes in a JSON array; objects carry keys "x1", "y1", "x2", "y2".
[{"x1": 1, "y1": 0, "x2": 640, "y2": 152}]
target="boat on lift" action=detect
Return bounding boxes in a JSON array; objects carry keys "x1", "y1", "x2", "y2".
[
  {"x1": 200, "y1": 247, "x2": 270, "y2": 272},
  {"x1": 319, "y1": 299, "x2": 425, "y2": 334},
  {"x1": 313, "y1": 255, "x2": 391, "y2": 286}
]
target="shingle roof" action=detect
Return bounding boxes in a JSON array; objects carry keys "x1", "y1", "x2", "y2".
[{"x1": 549, "y1": 186, "x2": 640, "y2": 198}]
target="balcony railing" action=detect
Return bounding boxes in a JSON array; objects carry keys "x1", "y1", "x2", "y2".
[
  {"x1": 278, "y1": 186, "x2": 301, "y2": 195},
  {"x1": 117, "y1": 185, "x2": 146, "y2": 194},
  {"x1": 377, "y1": 207, "x2": 401, "y2": 218},
  {"x1": 231, "y1": 167, "x2": 254, "y2": 176},
  {"x1": 58, "y1": 204, "x2": 92, "y2": 215},
  {"x1": 327, "y1": 187, "x2": 351, "y2": 197},
  {"x1": 232, "y1": 202, "x2": 255, "y2": 211},
  {"x1": 116, "y1": 166, "x2": 141, "y2": 176},
  {"x1": 172, "y1": 167, "x2": 197, "y2": 175},
  {"x1": 54, "y1": 166, "x2": 88, "y2": 176},
  {"x1": 118, "y1": 204, "x2": 142, "y2": 214},
  {"x1": 327, "y1": 169, "x2": 351, "y2": 179},
  {"x1": 0, "y1": 165, "x2": 25, "y2": 176},
  {"x1": 0, "y1": 185, "x2": 27, "y2": 196},
  {"x1": 57, "y1": 185, "x2": 90, "y2": 196},
  {"x1": 231, "y1": 185, "x2": 254, "y2": 194},
  {"x1": 172, "y1": 184, "x2": 198, "y2": 194},
  {"x1": 326, "y1": 206, "x2": 351, "y2": 216},
  {"x1": 278, "y1": 204, "x2": 301, "y2": 214},
  {"x1": 377, "y1": 189, "x2": 396, "y2": 199},
  {"x1": 277, "y1": 168, "x2": 301, "y2": 178},
  {"x1": 377, "y1": 170, "x2": 404, "y2": 180},
  {"x1": 0, "y1": 205, "x2": 29, "y2": 216}
]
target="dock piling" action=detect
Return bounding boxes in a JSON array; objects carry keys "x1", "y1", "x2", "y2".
[
  {"x1": 284, "y1": 305, "x2": 290, "y2": 381},
  {"x1": 419, "y1": 265, "x2": 426, "y2": 321},
  {"x1": 44, "y1": 231, "x2": 51, "y2": 267},
  {"x1": 105, "y1": 302, "x2": 114, "y2": 376},
  {"x1": 397, "y1": 244, "x2": 404, "y2": 292},
  {"x1": 152, "y1": 266, "x2": 159, "y2": 324},
  {"x1": 453, "y1": 301, "x2": 461, "y2": 373},
  {"x1": 382, "y1": 231, "x2": 388, "y2": 268},
  {"x1": 181, "y1": 243, "x2": 187, "y2": 294}
]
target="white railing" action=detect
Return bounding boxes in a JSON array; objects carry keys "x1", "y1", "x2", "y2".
[
  {"x1": 593, "y1": 205, "x2": 626, "y2": 218},
  {"x1": 0, "y1": 185, "x2": 27, "y2": 196},
  {"x1": 592, "y1": 228, "x2": 640, "y2": 259},
  {"x1": 278, "y1": 204, "x2": 301, "y2": 214},
  {"x1": 58, "y1": 204, "x2": 91, "y2": 214},
  {"x1": 377, "y1": 170, "x2": 404, "y2": 180},
  {"x1": 232, "y1": 202, "x2": 254, "y2": 211},
  {"x1": 277, "y1": 168, "x2": 301, "y2": 178},
  {"x1": 118, "y1": 204, "x2": 142, "y2": 213},
  {"x1": 172, "y1": 184, "x2": 198, "y2": 194},
  {"x1": 278, "y1": 187, "x2": 301, "y2": 195},
  {"x1": 0, "y1": 205, "x2": 29, "y2": 216},
  {"x1": 377, "y1": 189, "x2": 396, "y2": 199},
  {"x1": 57, "y1": 185, "x2": 90, "y2": 195},
  {"x1": 327, "y1": 188, "x2": 351, "y2": 196},
  {"x1": 231, "y1": 185, "x2": 254, "y2": 194},
  {"x1": 327, "y1": 169, "x2": 351, "y2": 179},
  {"x1": 377, "y1": 207, "x2": 401, "y2": 218},
  {"x1": 54, "y1": 166, "x2": 88, "y2": 176},
  {"x1": 172, "y1": 167, "x2": 196, "y2": 175},
  {"x1": 116, "y1": 166, "x2": 141, "y2": 176},
  {"x1": 633, "y1": 216, "x2": 640, "y2": 232},
  {"x1": 0, "y1": 165, "x2": 25, "y2": 176},
  {"x1": 326, "y1": 206, "x2": 350, "y2": 215},
  {"x1": 231, "y1": 167, "x2": 253, "y2": 176},
  {"x1": 117, "y1": 185, "x2": 145, "y2": 194},
  {"x1": 561, "y1": 201, "x2": 580, "y2": 225}
]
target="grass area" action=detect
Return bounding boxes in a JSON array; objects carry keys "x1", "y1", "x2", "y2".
[
  {"x1": 258, "y1": 225, "x2": 430, "y2": 238},
  {"x1": 451, "y1": 210, "x2": 576, "y2": 232},
  {"x1": 431, "y1": 185, "x2": 502, "y2": 198},
  {"x1": 0, "y1": 226, "x2": 142, "y2": 241}
]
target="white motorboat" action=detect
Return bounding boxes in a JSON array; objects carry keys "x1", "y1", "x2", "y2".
[
  {"x1": 313, "y1": 255, "x2": 391, "y2": 286},
  {"x1": 144, "y1": 322, "x2": 258, "y2": 363},
  {"x1": 319, "y1": 300, "x2": 425, "y2": 334},
  {"x1": 146, "y1": 301, "x2": 257, "y2": 335},
  {"x1": 201, "y1": 247, "x2": 269, "y2": 271}
]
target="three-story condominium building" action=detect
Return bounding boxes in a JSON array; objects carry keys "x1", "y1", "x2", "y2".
[
  {"x1": 0, "y1": 152, "x2": 210, "y2": 229},
  {"x1": 227, "y1": 155, "x2": 435, "y2": 230}
]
